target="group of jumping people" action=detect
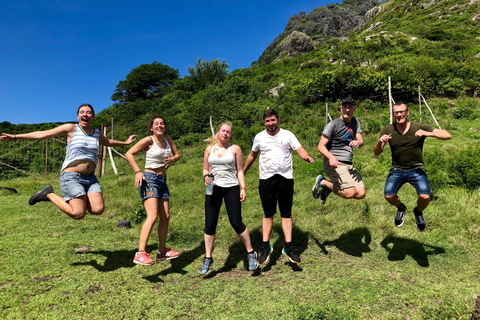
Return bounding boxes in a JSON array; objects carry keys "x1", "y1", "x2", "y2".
[{"x1": 0, "y1": 99, "x2": 451, "y2": 275}]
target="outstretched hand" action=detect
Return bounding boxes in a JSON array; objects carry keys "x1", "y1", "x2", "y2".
[
  {"x1": 0, "y1": 133, "x2": 15, "y2": 141},
  {"x1": 378, "y1": 134, "x2": 392, "y2": 144},
  {"x1": 126, "y1": 135, "x2": 137, "y2": 144}
]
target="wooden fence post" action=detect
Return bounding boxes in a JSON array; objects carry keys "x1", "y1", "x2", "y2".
[{"x1": 97, "y1": 123, "x2": 104, "y2": 178}]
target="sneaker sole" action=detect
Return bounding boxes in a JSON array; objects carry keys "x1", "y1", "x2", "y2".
[
  {"x1": 156, "y1": 254, "x2": 180, "y2": 261},
  {"x1": 259, "y1": 247, "x2": 273, "y2": 264},
  {"x1": 282, "y1": 248, "x2": 299, "y2": 264},
  {"x1": 312, "y1": 176, "x2": 323, "y2": 199},
  {"x1": 133, "y1": 260, "x2": 154, "y2": 266},
  {"x1": 395, "y1": 220, "x2": 405, "y2": 228},
  {"x1": 416, "y1": 225, "x2": 426, "y2": 232}
]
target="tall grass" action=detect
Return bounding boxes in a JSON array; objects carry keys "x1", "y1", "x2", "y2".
[{"x1": 0, "y1": 122, "x2": 479, "y2": 319}]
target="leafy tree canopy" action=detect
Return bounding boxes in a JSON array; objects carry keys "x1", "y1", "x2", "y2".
[
  {"x1": 111, "y1": 61, "x2": 179, "y2": 103},
  {"x1": 188, "y1": 58, "x2": 229, "y2": 91}
]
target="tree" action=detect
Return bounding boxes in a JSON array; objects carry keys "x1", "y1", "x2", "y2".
[
  {"x1": 188, "y1": 58, "x2": 229, "y2": 91},
  {"x1": 111, "y1": 61, "x2": 179, "y2": 103}
]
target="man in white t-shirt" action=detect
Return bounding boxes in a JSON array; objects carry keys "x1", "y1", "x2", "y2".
[{"x1": 243, "y1": 109, "x2": 313, "y2": 265}]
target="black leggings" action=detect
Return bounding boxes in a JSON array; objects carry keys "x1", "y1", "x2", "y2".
[{"x1": 204, "y1": 185, "x2": 246, "y2": 236}]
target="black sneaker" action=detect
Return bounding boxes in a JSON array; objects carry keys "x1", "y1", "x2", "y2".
[
  {"x1": 414, "y1": 207, "x2": 426, "y2": 232},
  {"x1": 282, "y1": 247, "x2": 301, "y2": 263},
  {"x1": 258, "y1": 245, "x2": 273, "y2": 264},
  {"x1": 320, "y1": 188, "x2": 332, "y2": 205},
  {"x1": 312, "y1": 175, "x2": 325, "y2": 199},
  {"x1": 28, "y1": 185, "x2": 54, "y2": 205},
  {"x1": 395, "y1": 203, "x2": 407, "y2": 227}
]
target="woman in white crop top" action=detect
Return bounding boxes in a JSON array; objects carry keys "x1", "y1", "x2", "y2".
[
  {"x1": 199, "y1": 123, "x2": 258, "y2": 274},
  {"x1": 0, "y1": 104, "x2": 136, "y2": 220},
  {"x1": 126, "y1": 115, "x2": 181, "y2": 265}
]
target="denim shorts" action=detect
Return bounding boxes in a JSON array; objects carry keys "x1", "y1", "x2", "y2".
[
  {"x1": 384, "y1": 168, "x2": 431, "y2": 196},
  {"x1": 139, "y1": 172, "x2": 170, "y2": 201},
  {"x1": 60, "y1": 172, "x2": 102, "y2": 202}
]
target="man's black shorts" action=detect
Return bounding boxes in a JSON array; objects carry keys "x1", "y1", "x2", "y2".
[{"x1": 259, "y1": 174, "x2": 294, "y2": 218}]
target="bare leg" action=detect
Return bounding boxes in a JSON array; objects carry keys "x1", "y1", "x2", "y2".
[
  {"x1": 281, "y1": 217, "x2": 293, "y2": 243},
  {"x1": 85, "y1": 193, "x2": 105, "y2": 215},
  {"x1": 417, "y1": 194, "x2": 431, "y2": 212},
  {"x1": 47, "y1": 193, "x2": 88, "y2": 220},
  {"x1": 138, "y1": 198, "x2": 158, "y2": 252},
  {"x1": 204, "y1": 234, "x2": 215, "y2": 257},
  {"x1": 237, "y1": 228, "x2": 254, "y2": 252},
  {"x1": 385, "y1": 194, "x2": 402, "y2": 207},
  {"x1": 322, "y1": 181, "x2": 365, "y2": 200},
  {"x1": 262, "y1": 216, "x2": 273, "y2": 242},
  {"x1": 157, "y1": 199, "x2": 170, "y2": 253}
]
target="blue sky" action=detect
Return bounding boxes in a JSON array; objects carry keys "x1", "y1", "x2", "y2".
[{"x1": 1, "y1": 0, "x2": 334, "y2": 124}]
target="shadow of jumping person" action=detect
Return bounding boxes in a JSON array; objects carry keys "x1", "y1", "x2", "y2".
[
  {"x1": 203, "y1": 229, "x2": 263, "y2": 279},
  {"x1": 323, "y1": 227, "x2": 372, "y2": 257},
  {"x1": 260, "y1": 224, "x2": 309, "y2": 273},
  {"x1": 71, "y1": 245, "x2": 158, "y2": 272},
  {"x1": 143, "y1": 242, "x2": 206, "y2": 283},
  {"x1": 380, "y1": 235, "x2": 446, "y2": 267}
]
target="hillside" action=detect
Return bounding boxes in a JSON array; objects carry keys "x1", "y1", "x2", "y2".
[{"x1": 2, "y1": 0, "x2": 480, "y2": 187}]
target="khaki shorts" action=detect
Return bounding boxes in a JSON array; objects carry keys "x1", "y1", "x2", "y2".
[{"x1": 324, "y1": 162, "x2": 364, "y2": 190}]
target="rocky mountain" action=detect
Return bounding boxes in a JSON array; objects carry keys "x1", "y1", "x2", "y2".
[{"x1": 254, "y1": 0, "x2": 381, "y2": 65}]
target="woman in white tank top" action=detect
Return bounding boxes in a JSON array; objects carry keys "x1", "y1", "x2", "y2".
[
  {"x1": 199, "y1": 122, "x2": 258, "y2": 275},
  {"x1": 126, "y1": 115, "x2": 181, "y2": 266}
]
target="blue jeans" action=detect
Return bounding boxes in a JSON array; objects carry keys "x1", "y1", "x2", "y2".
[
  {"x1": 60, "y1": 172, "x2": 102, "y2": 202},
  {"x1": 384, "y1": 168, "x2": 431, "y2": 196},
  {"x1": 138, "y1": 172, "x2": 170, "y2": 200}
]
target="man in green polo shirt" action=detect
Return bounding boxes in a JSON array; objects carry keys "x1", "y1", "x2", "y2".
[{"x1": 374, "y1": 102, "x2": 451, "y2": 232}]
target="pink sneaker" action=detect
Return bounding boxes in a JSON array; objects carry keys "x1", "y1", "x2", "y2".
[
  {"x1": 156, "y1": 248, "x2": 180, "y2": 261},
  {"x1": 133, "y1": 251, "x2": 154, "y2": 266}
]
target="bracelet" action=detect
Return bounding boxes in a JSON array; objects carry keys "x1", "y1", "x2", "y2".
[
  {"x1": 135, "y1": 170, "x2": 142, "y2": 174},
  {"x1": 241, "y1": 187, "x2": 246, "y2": 190}
]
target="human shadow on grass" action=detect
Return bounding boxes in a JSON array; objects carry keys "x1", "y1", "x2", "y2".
[
  {"x1": 143, "y1": 242, "x2": 206, "y2": 283},
  {"x1": 380, "y1": 235, "x2": 446, "y2": 267},
  {"x1": 259, "y1": 225, "x2": 309, "y2": 273},
  {"x1": 71, "y1": 245, "x2": 158, "y2": 272},
  {"x1": 202, "y1": 229, "x2": 264, "y2": 279},
  {"x1": 322, "y1": 227, "x2": 372, "y2": 257}
]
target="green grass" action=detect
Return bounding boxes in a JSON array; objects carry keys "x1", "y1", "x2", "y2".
[{"x1": 1, "y1": 124, "x2": 479, "y2": 319}]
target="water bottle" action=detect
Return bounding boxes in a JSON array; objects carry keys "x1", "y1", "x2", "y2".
[{"x1": 206, "y1": 174, "x2": 214, "y2": 195}]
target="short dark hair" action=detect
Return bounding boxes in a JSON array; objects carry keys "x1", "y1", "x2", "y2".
[
  {"x1": 263, "y1": 108, "x2": 278, "y2": 120},
  {"x1": 149, "y1": 114, "x2": 166, "y2": 130},
  {"x1": 77, "y1": 103, "x2": 95, "y2": 116},
  {"x1": 393, "y1": 101, "x2": 408, "y2": 110}
]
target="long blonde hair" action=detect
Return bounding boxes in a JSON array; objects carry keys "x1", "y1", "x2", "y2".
[{"x1": 205, "y1": 122, "x2": 233, "y2": 148}]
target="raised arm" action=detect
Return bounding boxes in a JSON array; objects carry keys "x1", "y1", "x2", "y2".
[
  {"x1": 349, "y1": 132, "x2": 364, "y2": 148},
  {"x1": 243, "y1": 150, "x2": 259, "y2": 174},
  {"x1": 318, "y1": 134, "x2": 339, "y2": 168},
  {"x1": 164, "y1": 135, "x2": 180, "y2": 169},
  {"x1": 374, "y1": 134, "x2": 391, "y2": 156},
  {"x1": 415, "y1": 128, "x2": 452, "y2": 140},
  {"x1": 1, "y1": 123, "x2": 74, "y2": 142},
  {"x1": 99, "y1": 133, "x2": 136, "y2": 147},
  {"x1": 125, "y1": 137, "x2": 151, "y2": 187}
]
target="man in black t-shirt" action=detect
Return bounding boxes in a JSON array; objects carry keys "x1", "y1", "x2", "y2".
[{"x1": 374, "y1": 102, "x2": 451, "y2": 232}]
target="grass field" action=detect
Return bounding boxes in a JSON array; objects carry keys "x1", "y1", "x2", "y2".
[{"x1": 0, "y1": 125, "x2": 479, "y2": 319}]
